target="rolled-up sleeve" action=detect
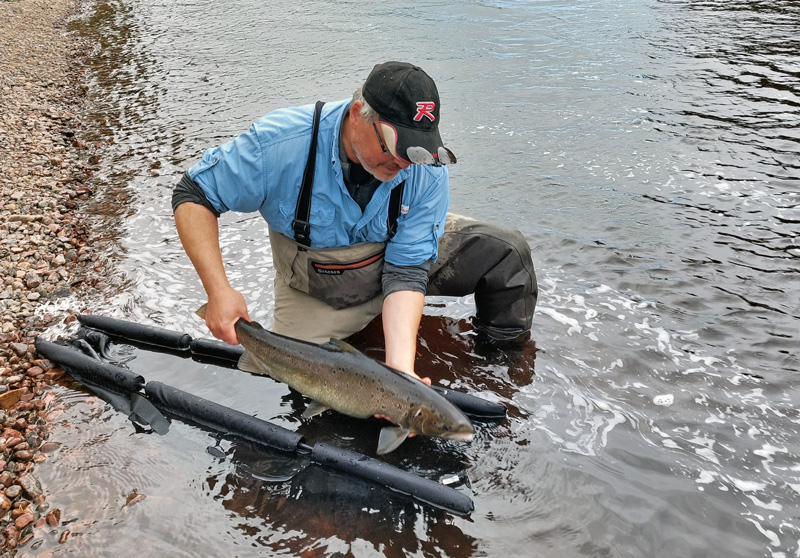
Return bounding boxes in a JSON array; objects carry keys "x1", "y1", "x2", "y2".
[
  {"x1": 382, "y1": 261, "x2": 431, "y2": 296},
  {"x1": 172, "y1": 172, "x2": 220, "y2": 217},
  {"x1": 187, "y1": 123, "x2": 267, "y2": 215}
]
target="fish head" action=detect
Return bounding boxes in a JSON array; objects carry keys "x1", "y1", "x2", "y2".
[{"x1": 406, "y1": 403, "x2": 475, "y2": 443}]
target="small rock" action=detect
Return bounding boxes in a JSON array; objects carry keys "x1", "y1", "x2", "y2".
[
  {"x1": 5, "y1": 485, "x2": 21, "y2": 499},
  {"x1": 0, "y1": 472, "x2": 15, "y2": 487},
  {"x1": 43, "y1": 369, "x2": 65, "y2": 382},
  {"x1": 33, "y1": 359, "x2": 54, "y2": 371},
  {"x1": 5, "y1": 437, "x2": 24, "y2": 449},
  {"x1": 0, "y1": 389, "x2": 23, "y2": 410},
  {"x1": 46, "y1": 508, "x2": 61, "y2": 526},
  {"x1": 14, "y1": 451, "x2": 32, "y2": 462},
  {"x1": 17, "y1": 473, "x2": 42, "y2": 498},
  {"x1": 39, "y1": 442, "x2": 61, "y2": 453},
  {"x1": 10, "y1": 344, "x2": 27, "y2": 357},
  {"x1": 124, "y1": 492, "x2": 146, "y2": 507},
  {"x1": 14, "y1": 512, "x2": 34, "y2": 530}
]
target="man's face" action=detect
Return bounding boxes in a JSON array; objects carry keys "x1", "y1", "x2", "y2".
[{"x1": 350, "y1": 107, "x2": 411, "y2": 182}]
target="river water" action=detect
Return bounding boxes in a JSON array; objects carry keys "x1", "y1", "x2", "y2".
[{"x1": 29, "y1": 0, "x2": 799, "y2": 556}]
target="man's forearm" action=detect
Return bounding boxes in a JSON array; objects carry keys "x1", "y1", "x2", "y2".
[
  {"x1": 382, "y1": 290, "x2": 424, "y2": 375},
  {"x1": 174, "y1": 202, "x2": 249, "y2": 343},
  {"x1": 174, "y1": 202, "x2": 230, "y2": 295}
]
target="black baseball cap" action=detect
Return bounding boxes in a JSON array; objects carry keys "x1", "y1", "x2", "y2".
[{"x1": 362, "y1": 61, "x2": 456, "y2": 166}]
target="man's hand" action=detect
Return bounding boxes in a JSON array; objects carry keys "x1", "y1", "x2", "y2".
[
  {"x1": 404, "y1": 369, "x2": 432, "y2": 386},
  {"x1": 204, "y1": 287, "x2": 251, "y2": 345}
]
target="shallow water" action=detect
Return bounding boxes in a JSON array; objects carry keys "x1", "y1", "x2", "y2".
[{"x1": 30, "y1": 0, "x2": 800, "y2": 556}]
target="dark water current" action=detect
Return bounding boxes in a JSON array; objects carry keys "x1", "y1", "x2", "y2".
[{"x1": 29, "y1": 0, "x2": 799, "y2": 556}]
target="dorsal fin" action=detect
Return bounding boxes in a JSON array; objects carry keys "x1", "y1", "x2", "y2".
[{"x1": 320, "y1": 338, "x2": 358, "y2": 354}]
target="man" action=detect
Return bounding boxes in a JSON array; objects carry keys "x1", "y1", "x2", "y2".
[{"x1": 173, "y1": 61, "x2": 537, "y2": 379}]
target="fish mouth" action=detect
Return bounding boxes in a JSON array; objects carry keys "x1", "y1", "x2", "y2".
[{"x1": 445, "y1": 431, "x2": 475, "y2": 442}]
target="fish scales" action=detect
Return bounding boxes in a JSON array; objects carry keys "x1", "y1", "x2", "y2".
[{"x1": 236, "y1": 320, "x2": 417, "y2": 420}]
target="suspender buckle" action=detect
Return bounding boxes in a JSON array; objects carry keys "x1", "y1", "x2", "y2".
[{"x1": 292, "y1": 219, "x2": 311, "y2": 246}]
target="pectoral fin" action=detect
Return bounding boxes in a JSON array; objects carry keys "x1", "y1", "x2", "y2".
[
  {"x1": 377, "y1": 426, "x2": 410, "y2": 455},
  {"x1": 302, "y1": 401, "x2": 331, "y2": 418},
  {"x1": 237, "y1": 350, "x2": 271, "y2": 376}
]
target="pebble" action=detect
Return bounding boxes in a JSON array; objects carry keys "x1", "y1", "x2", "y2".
[
  {"x1": 14, "y1": 512, "x2": 34, "y2": 530},
  {"x1": 17, "y1": 472, "x2": 43, "y2": 498},
  {"x1": 46, "y1": 508, "x2": 61, "y2": 526}
]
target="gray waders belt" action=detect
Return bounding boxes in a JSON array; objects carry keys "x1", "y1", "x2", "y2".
[{"x1": 278, "y1": 101, "x2": 404, "y2": 310}]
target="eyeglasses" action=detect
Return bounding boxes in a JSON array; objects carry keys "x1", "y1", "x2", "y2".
[{"x1": 372, "y1": 120, "x2": 390, "y2": 155}]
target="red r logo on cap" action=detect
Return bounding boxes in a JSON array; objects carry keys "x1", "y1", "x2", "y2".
[{"x1": 414, "y1": 102, "x2": 436, "y2": 122}]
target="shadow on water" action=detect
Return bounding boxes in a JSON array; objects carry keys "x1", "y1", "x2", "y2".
[{"x1": 213, "y1": 445, "x2": 478, "y2": 558}]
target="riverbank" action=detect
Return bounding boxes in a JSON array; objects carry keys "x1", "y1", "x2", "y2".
[{"x1": 0, "y1": 0, "x2": 105, "y2": 552}]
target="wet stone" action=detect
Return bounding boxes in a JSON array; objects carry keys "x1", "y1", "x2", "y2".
[
  {"x1": 45, "y1": 508, "x2": 60, "y2": 526},
  {"x1": 17, "y1": 473, "x2": 42, "y2": 498},
  {"x1": 5, "y1": 437, "x2": 25, "y2": 449},
  {"x1": 14, "y1": 513, "x2": 33, "y2": 530}
]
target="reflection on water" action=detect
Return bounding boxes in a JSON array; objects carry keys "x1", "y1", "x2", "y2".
[
  {"x1": 215, "y1": 449, "x2": 478, "y2": 558},
  {"x1": 30, "y1": 0, "x2": 800, "y2": 556}
]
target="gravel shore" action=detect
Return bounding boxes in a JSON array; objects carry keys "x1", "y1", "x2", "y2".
[{"x1": 1, "y1": 0, "x2": 106, "y2": 552}]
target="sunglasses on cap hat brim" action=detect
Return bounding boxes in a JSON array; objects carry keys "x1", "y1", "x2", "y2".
[
  {"x1": 406, "y1": 146, "x2": 457, "y2": 166},
  {"x1": 377, "y1": 121, "x2": 457, "y2": 166}
]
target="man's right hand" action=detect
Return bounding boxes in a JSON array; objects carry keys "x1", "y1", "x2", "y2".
[{"x1": 204, "y1": 287, "x2": 251, "y2": 345}]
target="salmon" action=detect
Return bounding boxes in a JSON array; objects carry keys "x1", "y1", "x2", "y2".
[{"x1": 197, "y1": 305, "x2": 474, "y2": 454}]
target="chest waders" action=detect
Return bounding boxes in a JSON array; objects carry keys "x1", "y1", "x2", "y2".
[{"x1": 269, "y1": 101, "x2": 405, "y2": 342}]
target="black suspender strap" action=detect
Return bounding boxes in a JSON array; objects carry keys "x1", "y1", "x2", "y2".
[
  {"x1": 292, "y1": 101, "x2": 325, "y2": 247},
  {"x1": 293, "y1": 101, "x2": 404, "y2": 245},
  {"x1": 387, "y1": 180, "x2": 405, "y2": 239}
]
